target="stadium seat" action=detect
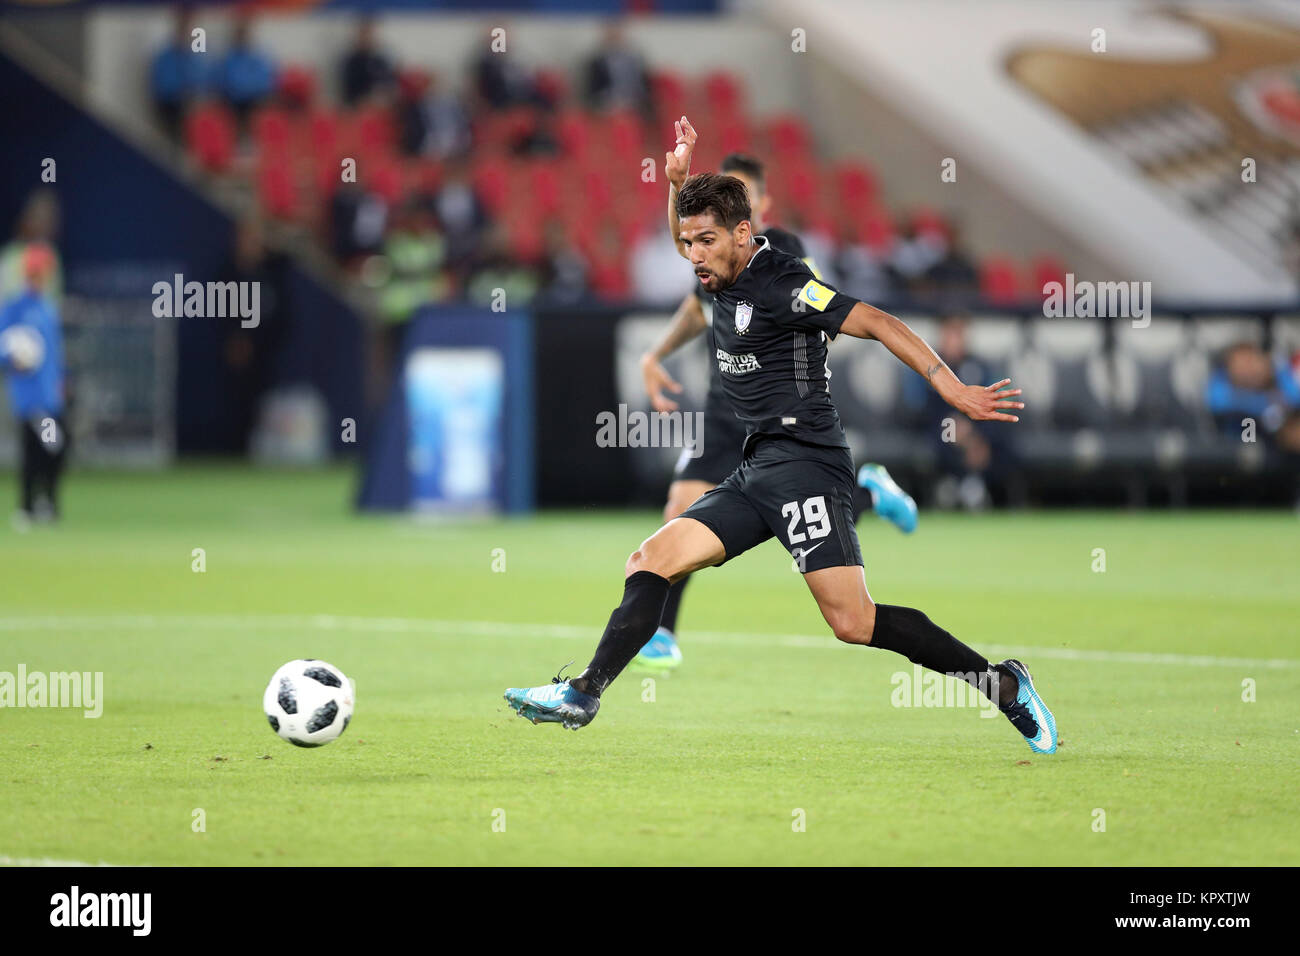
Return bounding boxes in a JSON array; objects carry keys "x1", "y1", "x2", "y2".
[
  {"x1": 650, "y1": 70, "x2": 688, "y2": 118},
  {"x1": 471, "y1": 153, "x2": 512, "y2": 215},
  {"x1": 832, "y1": 162, "x2": 879, "y2": 209},
  {"x1": 185, "y1": 102, "x2": 237, "y2": 174},
  {"x1": 980, "y1": 259, "x2": 1023, "y2": 306},
  {"x1": 1027, "y1": 319, "x2": 1110, "y2": 428},
  {"x1": 527, "y1": 160, "x2": 563, "y2": 215},
  {"x1": 1113, "y1": 318, "x2": 1205, "y2": 429},
  {"x1": 702, "y1": 71, "x2": 744, "y2": 114},
  {"x1": 259, "y1": 161, "x2": 297, "y2": 220},
  {"x1": 1192, "y1": 316, "x2": 1266, "y2": 356},
  {"x1": 252, "y1": 106, "x2": 293, "y2": 157},
  {"x1": 555, "y1": 108, "x2": 593, "y2": 159},
  {"x1": 763, "y1": 114, "x2": 813, "y2": 158},
  {"x1": 966, "y1": 316, "x2": 1024, "y2": 368}
]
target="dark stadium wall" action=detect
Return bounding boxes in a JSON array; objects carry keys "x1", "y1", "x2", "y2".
[{"x1": 0, "y1": 48, "x2": 364, "y2": 457}]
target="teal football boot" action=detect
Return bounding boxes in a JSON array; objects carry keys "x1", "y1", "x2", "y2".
[
  {"x1": 634, "y1": 627, "x2": 683, "y2": 670},
  {"x1": 504, "y1": 665, "x2": 600, "y2": 730},
  {"x1": 857, "y1": 462, "x2": 918, "y2": 533}
]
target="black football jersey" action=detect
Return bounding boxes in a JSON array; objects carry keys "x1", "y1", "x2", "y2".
[
  {"x1": 696, "y1": 228, "x2": 815, "y2": 406},
  {"x1": 707, "y1": 235, "x2": 859, "y2": 450}
]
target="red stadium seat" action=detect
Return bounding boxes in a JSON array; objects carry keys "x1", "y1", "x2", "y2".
[
  {"x1": 980, "y1": 258, "x2": 1023, "y2": 305},
  {"x1": 528, "y1": 160, "x2": 563, "y2": 215},
  {"x1": 472, "y1": 153, "x2": 512, "y2": 215},
  {"x1": 909, "y1": 205, "x2": 949, "y2": 242},
  {"x1": 252, "y1": 106, "x2": 293, "y2": 158},
  {"x1": 702, "y1": 71, "x2": 744, "y2": 114},
  {"x1": 276, "y1": 65, "x2": 317, "y2": 109},
  {"x1": 715, "y1": 116, "x2": 752, "y2": 155},
  {"x1": 185, "y1": 102, "x2": 237, "y2": 174},
  {"x1": 856, "y1": 209, "x2": 896, "y2": 253},
  {"x1": 367, "y1": 162, "x2": 403, "y2": 205},
  {"x1": 763, "y1": 114, "x2": 812, "y2": 159},
  {"x1": 831, "y1": 161, "x2": 878, "y2": 209},
  {"x1": 1030, "y1": 255, "x2": 1066, "y2": 293},
  {"x1": 351, "y1": 104, "x2": 396, "y2": 160},
  {"x1": 650, "y1": 70, "x2": 688, "y2": 117},
  {"x1": 534, "y1": 68, "x2": 569, "y2": 107},
  {"x1": 602, "y1": 109, "x2": 645, "y2": 161},
  {"x1": 259, "y1": 161, "x2": 297, "y2": 220},
  {"x1": 554, "y1": 108, "x2": 593, "y2": 159}
]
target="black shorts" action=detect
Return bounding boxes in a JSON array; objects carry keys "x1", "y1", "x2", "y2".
[
  {"x1": 672, "y1": 390, "x2": 747, "y2": 485},
  {"x1": 680, "y1": 435, "x2": 864, "y2": 574}
]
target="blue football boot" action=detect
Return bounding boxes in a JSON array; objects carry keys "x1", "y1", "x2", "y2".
[
  {"x1": 634, "y1": 627, "x2": 683, "y2": 670},
  {"x1": 997, "y1": 659, "x2": 1057, "y2": 754},
  {"x1": 504, "y1": 664, "x2": 600, "y2": 731},
  {"x1": 857, "y1": 463, "x2": 918, "y2": 533}
]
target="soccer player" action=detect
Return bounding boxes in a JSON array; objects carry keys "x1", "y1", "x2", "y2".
[
  {"x1": 0, "y1": 242, "x2": 67, "y2": 527},
  {"x1": 634, "y1": 120, "x2": 915, "y2": 670},
  {"x1": 505, "y1": 163, "x2": 1056, "y2": 755}
]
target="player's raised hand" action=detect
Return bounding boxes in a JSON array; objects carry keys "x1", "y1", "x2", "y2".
[
  {"x1": 664, "y1": 115, "x2": 698, "y2": 190},
  {"x1": 949, "y1": 379, "x2": 1024, "y2": 423},
  {"x1": 641, "y1": 352, "x2": 684, "y2": 412}
]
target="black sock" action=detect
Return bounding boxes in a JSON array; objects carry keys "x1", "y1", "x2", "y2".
[
  {"x1": 869, "y1": 604, "x2": 1016, "y2": 706},
  {"x1": 659, "y1": 575, "x2": 689, "y2": 635},
  {"x1": 571, "y1": 570, "x2": 671, "y2": 697}
]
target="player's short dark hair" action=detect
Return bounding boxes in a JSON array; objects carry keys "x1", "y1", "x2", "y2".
[
  {"x1": 676, "y1": 172, "x2": 751, "y2": 231},
  {"x1": 720, "y1": 153, "x2": 766, "y2": 193}
]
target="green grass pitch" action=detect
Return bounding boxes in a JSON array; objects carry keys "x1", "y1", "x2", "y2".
[{"x1": 0, "y1": 465, "x2": 1296, "y2": 866}]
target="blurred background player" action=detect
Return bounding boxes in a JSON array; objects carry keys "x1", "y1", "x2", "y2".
[
  {"x1": 635, "y1": 120, "x2": 915, "y2": 670},
  {"x1": 0, "y1": 242, "x2": 66, "y2": 529}
]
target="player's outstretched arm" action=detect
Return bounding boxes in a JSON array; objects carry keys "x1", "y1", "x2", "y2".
[
  {"x1": 640, "y1": 292, "x2": 708, "y2": 412},
  {"x1": 665, "y1": 115, "x2": 697, "y2": 260},
  {"x1": 839, "y1": 301, "x2": 1024, "y2": 423}
]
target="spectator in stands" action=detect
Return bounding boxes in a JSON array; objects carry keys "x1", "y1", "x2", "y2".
[
  {"x1": 1206, "y1": 341, "x2": 1300, "y2": 443},
  {"x1": 214, "y1": 14, "x2": 277, "y2": 125},
  {"x1": 330, "y1": 182, "x2": 390, "y2": 264},
  {"x1": 0, "y1": 243, "x2": 66, "y2": 528},
  {"x1": 924, "y1": 221, "x2": 979, "y2": 302},
  {"x1": 465, "y1": 225, "x2": 538, "y2": 308},
  {"x1": 398, "y1": 70, "x2": 472, "y2": 160},
  {"x1": 909, "y1": 314, "x2": 1012, "y2": 510},
  {"x1": 888, "y1": 215, "x2": 946, "y2": 299},
  {"x1": 473, "y1": 25, "x2": 538, "y2": 110},
  {"x1": 374, "y1": 198, "x2": 449, "y2": 323},
  {"x1": 584, "y1": 21, "x2": 652, "y2": 117},
  {"x1": 433, "y1": 160, "x2": 490, "y2": 271},
  {"x1": 150, "y1": 6, "x2": 208, "y2": 139},
  {"x1": 537, "y1": 221, "x2": 589, "y2": 306},
  {"x1": 340, "y1": 17, "x2": 395, "y2": 108},
  {"x1": 0, "y1": 190, "x2": 62, "y2": 306},
  {"x1": 220, "y1": 215, "x2": 289, "y2": 453},
  {"x1": 832, "y1": 219, "x2": 897, "y2": 304},
  {"x1": 631, "y1": 225, "x2": 694, "y2": 307}
]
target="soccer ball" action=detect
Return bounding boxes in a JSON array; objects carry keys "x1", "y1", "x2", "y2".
[
  {"x1": 0, "y1": 324, "x2": 45, "y2": 373},
  {"x1": 263, "y1": 659, "x2": 354, "y2": 747}
]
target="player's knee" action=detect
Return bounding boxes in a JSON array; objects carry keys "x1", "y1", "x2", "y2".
[
  {"x1": 626, "y1": 540, "x2": 670, "y2": 578},
  {"x1": 830, "y1": 606, "x2": 876, "y2": 645}
]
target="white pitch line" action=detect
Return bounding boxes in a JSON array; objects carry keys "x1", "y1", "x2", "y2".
[
  {"x1": 0, "y1": 613, "x2": 1297, "y2": 670},
  {"x1": 0, "y1": 855, "x2": 122, "y2": 867}
]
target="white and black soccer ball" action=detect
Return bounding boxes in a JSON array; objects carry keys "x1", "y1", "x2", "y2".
[
  {"x1": 263, "y1": 659, "x2": 354, "y2": 747},
  {"x1": 0, "y1": 324, "x2": 45, "y2": 373}
]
